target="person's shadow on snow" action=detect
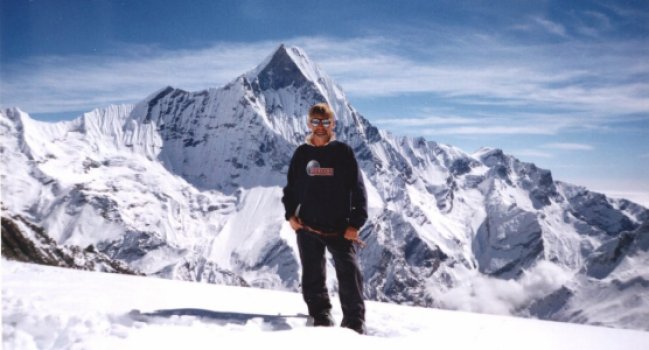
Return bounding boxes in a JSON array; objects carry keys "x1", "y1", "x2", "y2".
[{"x1": 128, "y1": 308, "x2": 310, "y2": 331}]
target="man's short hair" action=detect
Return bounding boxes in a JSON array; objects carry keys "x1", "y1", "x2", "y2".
[{"x1": 308, "y1": 103, "x2": 334, "y2": 120}]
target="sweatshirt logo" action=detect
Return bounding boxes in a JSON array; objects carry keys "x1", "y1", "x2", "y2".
[{"x1": 306, "y1": 160, "x2": 334, "y2": 176}]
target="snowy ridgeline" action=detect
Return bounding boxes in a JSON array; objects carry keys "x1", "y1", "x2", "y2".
[
  {"x1": 2, "y1": 44, "x2": 649, "y2": 333},
  {"x1": 3, "y1": 260, "x2": 648, "y2": 350}
]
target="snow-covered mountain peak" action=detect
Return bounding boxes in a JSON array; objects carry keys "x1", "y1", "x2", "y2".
[
  {"x1": 1, "y1": 106, "x2": 25, "y2": 123},
  {"x1": 244, "y1": 44, "x2": 330, "y2": 91},
  {"x1": 240, "y1": 45, "x2": 363, "y2": 130},
  {"x1": 247, "y1": 44, "x2": 318, "y2": 92},
  {"x1": 473, "y1": 147, "x2": 508, "y2": 167}
]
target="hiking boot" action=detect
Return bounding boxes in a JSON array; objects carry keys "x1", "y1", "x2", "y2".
[
  {"x1": 341, "y1": 320, "x2": 366, "y2": 335},
  {"x1": 312, "y1": 311, "x2": 335, "y2": 327}
]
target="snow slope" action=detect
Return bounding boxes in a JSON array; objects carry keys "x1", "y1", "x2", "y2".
[{"x1": 3, "y1": 260, "x2": 648, "y2": 350}]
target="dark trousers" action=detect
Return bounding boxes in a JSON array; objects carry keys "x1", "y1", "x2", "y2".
[{"x1": 296, "y1": 228, "x2": 365, "y2": 326}]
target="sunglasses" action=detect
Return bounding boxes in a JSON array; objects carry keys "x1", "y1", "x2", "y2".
[{"x1": 310, "y1": 119, "x2": 332, "y2": 127}]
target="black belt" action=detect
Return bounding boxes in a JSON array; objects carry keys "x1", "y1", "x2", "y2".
[{"x1": 301, "y1": 224, "x2": 341, "y2": 237}]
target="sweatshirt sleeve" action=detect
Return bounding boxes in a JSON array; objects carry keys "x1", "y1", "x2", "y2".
[
  {"x1": 347, "y1": 146, "x2": 368, "y2": 230},
  {"x1": 282, "y1": 148, "x2": 299, "y2": 221}
]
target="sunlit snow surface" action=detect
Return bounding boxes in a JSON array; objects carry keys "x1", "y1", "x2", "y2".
[{"x1": 3, "y1": 261, "x2": 647, "y2": 350}]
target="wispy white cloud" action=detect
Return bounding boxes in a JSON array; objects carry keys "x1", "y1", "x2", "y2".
[
  {"x1": 425, "y1": 125, "x2": 559, "y2": 136},
  {"x1": 375, "y1": 106, "x2": 596, "y2": 136},
  {"x1": 600, "y1": 2, "x2": 649, "y2": 23},
  {"x1": 1, "y1": 41, "x2": 279, "y2": 113},
  {"x1": 301, "y1": 36, "x2": 649, "y2": 118},
  {"x1": 373, "y1": 115, "x2": 477, "y2": 127},
  {"x1": 2, "y1": 32, "x2": 648, "y2": 137},
  {"x1": 541, "y1": 143, "x2": 594, "y2": 151},
  {"x1": 531, "y1": 16, "x2": 568, "y2": 37}
]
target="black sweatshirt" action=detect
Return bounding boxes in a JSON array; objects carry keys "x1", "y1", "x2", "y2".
[{"x1": 282, "y1": 140, "x2": 368, "y2": 233}]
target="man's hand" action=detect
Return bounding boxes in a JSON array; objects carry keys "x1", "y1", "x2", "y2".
[
  {"x1": 344, "y1": 226, "x2": 366, "y2": 247},
  {"x1": 289, "y1": 216, "x2": 303, "y2": 231},
  {"x1": 344, "y1": 227, "x2": 359, "y2": 241}
]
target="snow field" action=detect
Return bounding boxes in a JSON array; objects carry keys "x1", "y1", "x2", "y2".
[{"x1": 3, "y1": 261, "x2": 648, "y2": 350}]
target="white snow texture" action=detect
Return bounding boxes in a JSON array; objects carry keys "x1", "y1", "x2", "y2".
[{"x1": 3, "y1": 261, "x2": 649, "y2": 349}]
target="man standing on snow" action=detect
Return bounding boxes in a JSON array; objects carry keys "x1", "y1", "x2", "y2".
[{"x1": 282, "y1": 102, "x2": 368, "y2": 334}]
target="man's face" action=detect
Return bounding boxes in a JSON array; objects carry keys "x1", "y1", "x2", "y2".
[{"x1": 308, "y1": 114, "x2": 334, "y2": 137}]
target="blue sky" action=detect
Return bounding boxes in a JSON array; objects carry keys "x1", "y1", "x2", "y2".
[{"x1": 1, "y1": 0, "x2": 648, "y2": 203}]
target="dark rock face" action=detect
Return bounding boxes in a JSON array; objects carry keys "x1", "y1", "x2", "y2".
[
  {"x1": 472, "y1": 208, "x2": 544, "y2": 279},
  {"x1": 98, "y1": 231, "x2": 171, "y2": 263},
  {"x1": 359, "y1": 211, "x2": 446, "y2": 306},
  {"x1": 567, "y1": 191, "x2": 636, "y2": 236},
  {"x1": 257, "y1": 45, "x2": 309, "y2": 91},
  {"x1": 450, "y1": 158, "x2": 472, "y2": 176},
  {"x1": 528, "y1": 286, "x2": 574, "y2": 320},
  {"x1": 404, "y1": 233, "x2": 448, "y2": 268},
  {"x1": 145, "y1": 86, "x2": 176, "y2": 123},
  {"x1": 479, "y1": 148, "x2": 507, "y2": 167},
  {"x1": 1, "y1": 215, "x2": 140, "y2": 275},
  {"x1": 586, "y1": 222, "x2": 649, "y2": 279}
]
